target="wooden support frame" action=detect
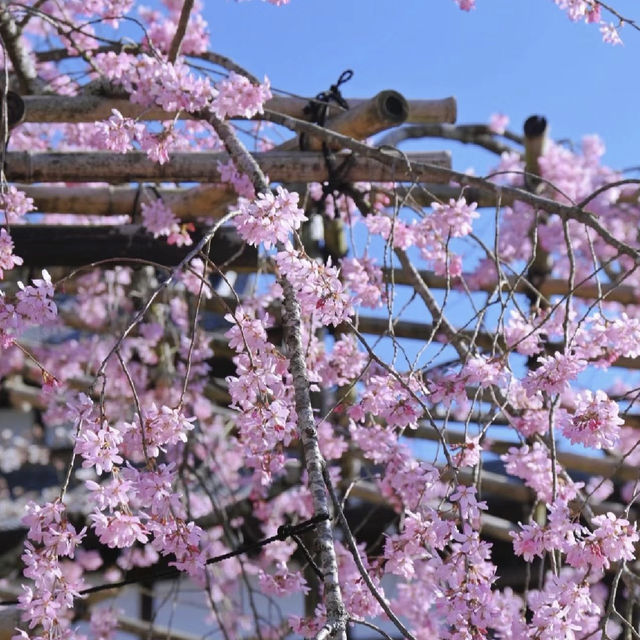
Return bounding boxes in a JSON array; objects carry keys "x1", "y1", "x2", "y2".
[
  {"x1": 19, "y1": 94, "x2": 456, "y2": 125},
  {"x1": 4, "y1": 150, "x2": 451, "y2": 184},
  {"x1": 10, "y1": 224, "x2": 256, "y2": 268}
]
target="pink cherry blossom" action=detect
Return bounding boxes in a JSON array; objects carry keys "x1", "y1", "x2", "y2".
[
  {"x1": 234, "y1": 187, "x2": 307, "y2": 249},
  {"x1": 561, "y1": 389, "x2": 622, "y2": 449},
  {"x1": 600, "y1": 22, "x2": 623, "y2": 45},
  {"x1": 211, "y1": 72, "x2": 272, "y2": 120},
  {"x1": 74, "y1": 421, "x2": 124, "y2": 475},
  {"x1": 141, "y1": 198, "x2": 180, "y2": 238},
  {"x1": 16, "y1": 270, "x2": 57, "y2": 324},
  {"x1": 0, "y1": 186, "x2": 35, "y2": 223},
  {"x1": 90, "y1": 511, "x2": 149, "y2": 548},
  {"x1": 0, "y1": 228, "x2": 23, "y2": 278},
  {"x1": 522, "y1": 350, "x2": 587, "y2": 396},
  {"x1": 93, "y1": 109, "x2": 143, "y2": 153},
  {"x1": 488, "y1": 112, "x2": 509, "y2": 134}
]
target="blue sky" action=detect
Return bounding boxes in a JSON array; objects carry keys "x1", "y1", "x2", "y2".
[
  {"x1": 206, "y1": 0, "x2": 639, "y2": 174},
  {"x1": 196, "y1": 1, "x2": 640, "y2": 442}
]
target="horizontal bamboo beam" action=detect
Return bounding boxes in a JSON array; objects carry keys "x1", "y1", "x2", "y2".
[
  {"x1": 20, "y1": 94, "x2": 456, "y2": 125},
  {"x1": 117, "y1": 615, "x2": 204, "y2": 640},
  {"x1": 349, "y1": 481, "x2": 515, "y2": 542},
  {"x1": 354, "y1": 314, "x2": 500, "y2": 351},
  {"x1": 414, "y1": 425, "x2": 640, "y2": 482},
  {"x1": 19, "y1": 182, "x2": 509, "y2": 219},
  {"x1": 440, "y1": 467, "x2": 532, "y2": 502},
  {"x1": 354, "y1": 315, "x2": 499, "y2": 350},
  {"x1": 384, "y1": 268, "x2": 640, "y2": 306},
  {"x1": 10, "y1": 224, "x2": 256, "y2": 268},
  {"x1": 17, "y1": 184, "x2": 238, "y2": 220},
  {"x1": 4, "y1": 150, "x2": 451, "y2": 184}
]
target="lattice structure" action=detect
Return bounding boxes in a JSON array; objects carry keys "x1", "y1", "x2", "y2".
[{"x1": 1, "y1": 3, "x2": 640, "y2": 640}]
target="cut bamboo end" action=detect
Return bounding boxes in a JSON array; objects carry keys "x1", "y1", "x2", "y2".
[
  {"x1": 409, "y1": 97, "x2": 457, "y2": 124},
  {"x1": 278, "y1": 90, "x2": 410, "y2": 151}
]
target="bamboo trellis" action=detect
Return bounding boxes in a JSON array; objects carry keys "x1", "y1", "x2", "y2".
[{"x1": 1, "y1": 79, "x2": 638, "y2": 606}]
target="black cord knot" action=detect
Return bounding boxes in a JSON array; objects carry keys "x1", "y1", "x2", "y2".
[
  {"x1": 276, "y1": 523, "x2": 295, "y2": 540},
  {"x1": 302, "y1": 69, "x2": 353, "y2": 136}
]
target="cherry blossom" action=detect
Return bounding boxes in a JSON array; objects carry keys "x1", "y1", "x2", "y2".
[
  {"x1": 0, "y1": 186, "x2": 35, "y2": 223},
  {"x1": 0, "y1": 228, "x2": 23, "y2": 278},
  {"x1": 234, "y1": 186, "x2": 307, "y2": 249},
  {"x1": 211, "y1": 72, "x2": 272, "y2": 120},
  {"x1": 561, "y1": 389, "x2": 623, "y2": 448},
  {"x1": 93, "y1": 109, "x2": 143, "y2": 153},
  {"x1": 488, "y1": 112, "x2": 509, "y2": 134},
  {"x1": 6, "y1": 2, "x2": 640, "y2": 638}
]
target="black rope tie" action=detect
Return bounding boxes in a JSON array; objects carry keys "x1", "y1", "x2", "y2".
[
  {"x1": 302, "y1": 68, "x2": 353, "y2": 131},
  {"x1": 0, "y1": 513, "x2": 330, "y2": 606},
  {"x1": 300, "y1": 70, "x2": 357, "y2": 233}
]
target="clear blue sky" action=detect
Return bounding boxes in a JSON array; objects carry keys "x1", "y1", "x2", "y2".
[
  {"x1": 200, "y1": 1, "x2": 640, "y2": 413},
  {"x1": 205, "y1": 0, "x2": 639, "y2": 174}
]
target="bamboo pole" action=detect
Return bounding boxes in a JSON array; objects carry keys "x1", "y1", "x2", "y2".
[
  {"x1": 4, "y1": 150, "x2": 451, "y2": 184},
  {"x1": 278, "y1": 90, "x2": 409, "y2": 151},
  {"x1": 348, "y1": 482, "x2": 516, "y2": 543},
  {"x1": 20, "y1": 94, "x2": 456, "y2": 125},
  {"x1": 17, "y1": 184, "x2": 238, "y2": 220},
  {"x1": 413, "y1": 425, "x2": 640, "y2": 482},
  {"x1": 383, "y1": 267, "x2": 640, "y2": 305},
  {"x1": 17, "y1": 182, "x2": 510, "y2": 219}
]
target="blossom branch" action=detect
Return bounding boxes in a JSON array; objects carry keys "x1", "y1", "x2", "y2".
[
  {"x1": 322, "y1": 465, "x2": 417, "y2": 640},
  {"x1": 167, "y1": 0, "x2": 195, "y2": 63},
  {"x1": 206, "y1": 111, "x2": 348, "y2": 637},
  {"x1": 263, "y1": 108, "x2": 640, "y2": 262},
  {"x1": 0, "y1": 2, "x2": 41, "y2": 93}
]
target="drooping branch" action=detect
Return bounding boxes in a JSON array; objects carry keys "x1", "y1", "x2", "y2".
[
  {"x1": 394, "y1": 247, "x2": 471, "y2": 360},
  {"x1": 262, "y1": 109, "x2": 640, "y2": 263},
  {"x1": 205, "y1": 112, "x2": 348, "y2": 638}
]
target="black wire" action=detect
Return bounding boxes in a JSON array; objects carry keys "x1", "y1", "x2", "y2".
[{"x1": 0, "y1": 513, "x2": 329, "y2": 606}]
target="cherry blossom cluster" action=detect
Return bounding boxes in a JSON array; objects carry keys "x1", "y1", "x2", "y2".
[
  {"x1": 0, "y1": 270, "x2": 57, "y2": 351},
  {"x1": 4, "y1": 1, "x2": 640, "y2": 638},
  {"x1": 17, "y1": 500, "x2": 87, "y2": 638},
  {"x1": 364, "y1": 196, "x2": 477, "y2": 276},
  {"x1": 274, "y1": 249, "x2": 353, "y2": 326},
  {"x1": 224, "y1": 307, "x2": 298, "y2": 487},
  {"x1": 233, "y1": 186, "x2": 307, "y2": 249},
  {"x1": 513, "y1": 499, "x2": 638, "y2": 572},
  {"x1": 140, "y1": 198, "x2": 193, "y2": 245},
  {"x1": 210, "y1": 71, "x2": 272, "y2": 120}
]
